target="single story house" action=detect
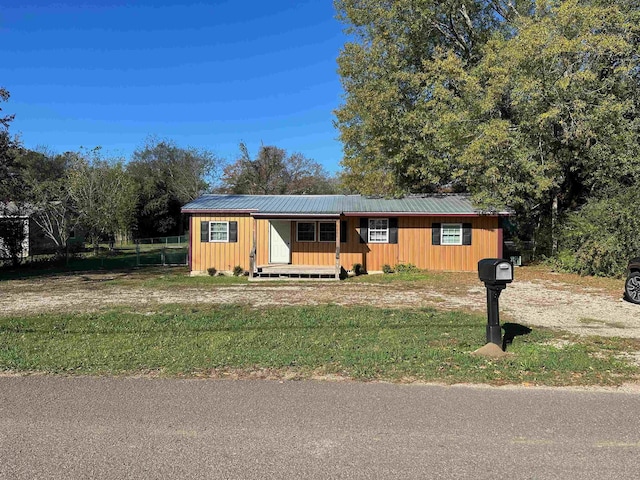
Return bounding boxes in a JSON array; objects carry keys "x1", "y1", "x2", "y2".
[
  {"x1": 0, "y1": 202, "x2": 83, "y2": 260},
  {"x1": 181, "y1": 194, "x2": 511, "y2": 279}
]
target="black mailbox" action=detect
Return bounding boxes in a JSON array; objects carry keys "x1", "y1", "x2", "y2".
[
  {"x1": 478, "y1": 258, "x2": 513, "y2": 285},
  {"x1": 478, "y1": 258, "x2": 514, "y2": 348}
]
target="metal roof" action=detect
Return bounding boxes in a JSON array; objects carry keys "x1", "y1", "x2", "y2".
[{"x1": 182, "y1": 194, "x2": 507, "y2": 216}]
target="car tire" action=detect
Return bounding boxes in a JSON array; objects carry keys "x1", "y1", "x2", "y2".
[{"x1": 625, "y1": 272, "x2": 640, "y2": 304}]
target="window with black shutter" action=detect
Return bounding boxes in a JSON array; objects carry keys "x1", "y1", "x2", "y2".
[
  {"x1": 201, "y1": 220, "x2": 238, "y2": 243},
  {"x1": 440, "y1": 224, "x2": 463, "y2": 245}
]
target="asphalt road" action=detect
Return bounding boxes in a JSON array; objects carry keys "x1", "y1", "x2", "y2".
[{"x1": 1, "y1": 377, "x2": 640, "y2": 479}]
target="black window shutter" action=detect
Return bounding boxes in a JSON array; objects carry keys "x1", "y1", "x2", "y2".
[
  {"x1": 229, "y1": 221, "x2": 238, "y2": 243},
  {"x1": 200, "y1": 221, "x2": 210, "y2": 242},
  {"x1": 462, "y1": 223, "x2": 472, "y2": 245},
  {"x1": 359, "y1": 218, "x2": 368, "y2": 243},
  {"x1": 389, "y1": 217, "x2": 398, "y2": 244},
  {"x1": 432, "y1": 223, "x2": 441, "y2": 245},
  {"x1": 340, "y1": 220, "x2": 347, "y2": 243}
]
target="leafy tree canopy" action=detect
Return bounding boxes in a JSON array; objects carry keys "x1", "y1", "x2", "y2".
[
  {"x1": 68, "y1": 148, "x2": 138, "y2": 249},
  {"x1": 220, "y1": 143, "x2": 337, "y2": 195},
  {"x1": 335, "y1": 0, "x2": 640, "y2": 224},
  {"x1": 128, "y1": 138, "x2": 222, "y2": 237},
  {"x1": 0, "y1": 87, "x2": 21, "y2": 203}
]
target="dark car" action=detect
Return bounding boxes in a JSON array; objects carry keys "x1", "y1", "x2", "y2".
[{"x1": 625, "y1": 258, "x2": 640, "y2": 304}]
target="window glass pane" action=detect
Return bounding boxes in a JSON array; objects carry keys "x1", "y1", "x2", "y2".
[
  {"x1": 319, "y1": 223, "x2": 336, "y2": 242},
  {"x1": 297, "y1": 222, "x2": 315, "y2": 241},
  {"x1": 210, "y1": 222, "x2": 228, "y2": 242},
  {"x1": 441, "y1": 224, "x2": 462, "y2": 245},
  {"x1": 371, "y1": 231, "x2": 387, "y2": 242},
  {"x1": 368, "y1": 218, "x2": 389, "y2": 243},
  {"x1": 370, "y1": 219, "x2": 387, "y2": 230}
]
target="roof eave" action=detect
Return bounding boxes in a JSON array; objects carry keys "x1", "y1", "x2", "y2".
[
  {"x1": 182, "y1": 210, "x2": 512, "y2": 216},
  {"x1": 251, "y1": 213, "x2": 341, "y2": 219},
  {"x1": 342, "y1": 212, "x2": 495, "y2": 217},
  {"x1": 181, "y1": 209, "x2": 258, "y2": 214}
]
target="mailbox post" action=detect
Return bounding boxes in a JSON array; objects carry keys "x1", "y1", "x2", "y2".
[{"x1": 478, "y1": 259, "x2": 514, "y2": 347}]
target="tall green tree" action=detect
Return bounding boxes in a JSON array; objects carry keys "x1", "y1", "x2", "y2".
[
  {"x1": 335, "y1": 0, "x2": 530, "y2": 194},
  {"x1": 19, "y1": 150, "x2": 79, "y2": 255},
  {"x1": 69, "y1": 148, "x2": 137, "y2": 252},
  {"x1": 335, "y1": 0, "x2": 640, "y2": 255},
  {"x1": 0, "y1": 87, "x2": 28, "y2": 266},
  {"x1": 220, "y1": 143, "x2": 336, "y2": 195},
  {"x1": 14, "y1": 147, "x2": 69, "y2": 185},
  {"x1": 128, "y1": 139, "x2": 221, "y2": 237},
  {"x1": 0, "y1": 87, "x2": 21, "y2": 202}
]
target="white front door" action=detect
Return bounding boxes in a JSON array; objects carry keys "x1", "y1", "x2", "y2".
[{"x1": 269, "y1": 221, "x2": 291, "y2": 264}]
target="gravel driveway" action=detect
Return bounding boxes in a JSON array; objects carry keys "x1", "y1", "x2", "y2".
[{"x1": 1, "y1": 272, "x2": 639, "y2": 338}]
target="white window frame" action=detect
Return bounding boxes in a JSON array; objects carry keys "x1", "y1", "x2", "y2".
[
  {"x1": 318, "y1": 222, "x2": 337, "y2": 243},
  {"x1": 296, "y1": 222, "x2": 316, "y2": 242},
  {"x1": 441, "y1": 223, "x2": 463, "y2": 245},
  {"x1": 368, "y1": 218, "x2": 389, "y2": 244},
  {"x1": 209, "y1": 221, "x2": 229, "y2": 243}
]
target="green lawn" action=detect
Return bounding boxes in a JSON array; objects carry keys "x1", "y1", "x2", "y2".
[{"x1": 1, "y1": 304, "x2": 638, "y2": 386}]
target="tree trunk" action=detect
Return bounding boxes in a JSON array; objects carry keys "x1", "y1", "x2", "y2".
[
  {"x1": 532, "y1": 215, "x2": 541, "y2": 261},
  {"x1": 551, "y1": 193, "x2": 559, "y2": 256}
]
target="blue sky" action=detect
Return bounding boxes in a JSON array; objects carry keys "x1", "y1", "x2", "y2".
[{"x1": 1, "y1": 0, "x2": 347, "y2": 173}]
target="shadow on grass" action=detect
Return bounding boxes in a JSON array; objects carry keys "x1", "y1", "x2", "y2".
[
  {"x1": 0, "y1": 264, "x2": 151, "y2": 281},
  {"x1": 0, "y1": 254, "x2": 188, "y2": 281},
  {"x1": 502, "y1": 322, "x2": 532, "y2": 351}
]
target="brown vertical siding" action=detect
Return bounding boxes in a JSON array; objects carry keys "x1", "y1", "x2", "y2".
[
  {"x1": 190, "y1": 214, "x2": 499, "y2": 273},
  {"x1": 290, "y1": 220, "x2": 335, "y2": 266},
  {"x1": 395, "y1": 216, "x2": 499, "y2": 272},
  {"x1": 340, "y1": 216, "x2": 498, "y2": 272},
  {"x1": 339, "y1": 217, "x2": 395, "y2": 272},
  {"x1": 190, "y1": 214, "x2": 253, "y2": 273},
  {"x1": 256, "y1": 219, "x2": 269, "y2": 265}
]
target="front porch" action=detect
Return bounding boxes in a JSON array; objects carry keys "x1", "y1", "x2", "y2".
[
  {"x1": 250, "y1": 264, "x2": 339, "y2": 281},
  {"x1": 249, "y1": 215, "x2": 342, "y2": 281}
]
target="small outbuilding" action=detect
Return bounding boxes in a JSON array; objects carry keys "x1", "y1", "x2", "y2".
[{"x1": 181, "y1": 194, "x2": 510, "y2": 279}]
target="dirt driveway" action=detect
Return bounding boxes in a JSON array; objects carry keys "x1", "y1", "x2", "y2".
[{"x1": 1, "y1": 270, "x2": 639, "y2": 338}]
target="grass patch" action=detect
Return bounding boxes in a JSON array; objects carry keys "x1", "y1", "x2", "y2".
[
  {"x1": 1, "y1": 304, "x2": 638, "y2": 386},
  {"x1": 0, "y1": 267, "x2": 247, "y2": 291},
  {"x1": 349, "y1": 270, "x2": 475, "y2": 284},
  {"x1": 579, "y1": 318, "x2": 627, "y2": 329},
  {"x1": 347, "y1": 271, "x2": 478, "y2": 297},
  {"x1": 104, "y1": 270, "x2": 247, "y2": 288},
  {"x1": 579, "y1": 317, "x2": 603, "y2": 325}
]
